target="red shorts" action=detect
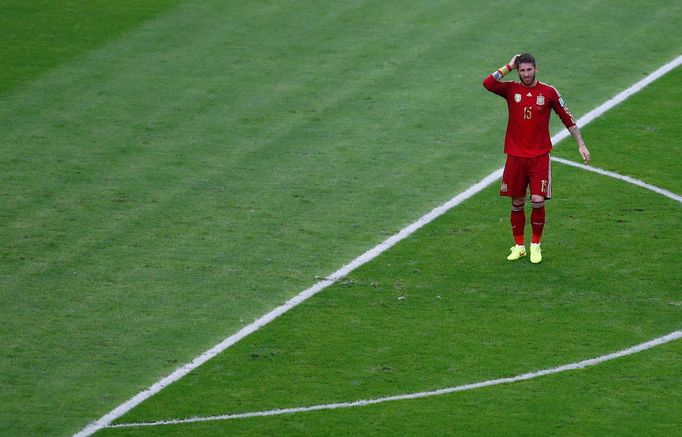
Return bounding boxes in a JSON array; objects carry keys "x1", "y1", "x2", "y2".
[{"x1": 499, "y1": 153, "x2": 552, "y2": 199}]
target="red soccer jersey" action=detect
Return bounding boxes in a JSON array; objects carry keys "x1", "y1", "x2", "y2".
[{"x1": 483, "y1": 74, "x2": 575, "y2": 158}]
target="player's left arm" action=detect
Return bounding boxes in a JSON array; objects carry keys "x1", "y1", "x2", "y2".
[
  {"x1": 568, "y1": 125, "x2": 590, "y2": 164},
  {"x1": 551, "y1": 88, "x2": 591, "y2": 164}
]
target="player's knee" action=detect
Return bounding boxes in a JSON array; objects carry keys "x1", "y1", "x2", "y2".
[
  {"x1": 511, "y1": 200, "x2": 525, "y2": 211},
  {"x1": 530, "y1": 195, "x2": 545, "y2": 206}
]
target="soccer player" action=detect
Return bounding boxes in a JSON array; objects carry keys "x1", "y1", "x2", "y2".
[{"x1": 483, "y1": 53, "x2": 590, "y2": 263}]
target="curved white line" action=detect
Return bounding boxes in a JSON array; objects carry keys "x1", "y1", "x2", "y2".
[
  {"x1": 75, "y1": 54, "x2": 682, "y2": 436},
  {"x1": 552, "y1": 157, "x2": 682, "y2": 203},
  {"x1": 108, "y1": 330, "x2": 682, "y2": 428}
]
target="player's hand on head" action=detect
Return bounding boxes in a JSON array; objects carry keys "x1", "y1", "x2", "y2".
[{"x1": 509, "y1": 54, "x2": 521, "y2": 69}]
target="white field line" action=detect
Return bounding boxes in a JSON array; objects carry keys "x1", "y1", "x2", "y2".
[
  {"x1": 551, "y1": 157, "x2": 682, "y2": 203},
  {"x1": 551, "y1": 54, "x2": 682, "y2": 143},
  {"x1": 75, "y1": 170, "x2": 503, "y2": 437},
  {"x1": 75, "y1": 54, "x2": 682, "y2": 436},
  {"x1": 106, "y1": 330, "x2": 682, "y2": 428}
]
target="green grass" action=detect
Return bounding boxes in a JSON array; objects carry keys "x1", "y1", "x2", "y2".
[
  {"x1": 1, "y1": 0, "x2": 681, "y2": 435},
  {"x1": 0, "y1": 0, "x2": 180, "y2": 96},
  {"x1": 100, "y1": 341, "x2": 682, "y2": 436},
  {"x1": 553, "y1": 62, "x2": 682, "y2": 192},
  {"x1": 109, "y1": 157, "x2": 682, "y2": 434},
  {"x1": 108, "y1": 68, "x2": 681, "y2": 434}
]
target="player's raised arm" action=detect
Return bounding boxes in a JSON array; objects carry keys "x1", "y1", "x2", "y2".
[{"x1": 483, "y1": 54, "x2": 520, "y2": 94}]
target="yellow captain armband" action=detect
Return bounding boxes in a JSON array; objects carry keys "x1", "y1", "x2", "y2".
[{"x1": 492, "y1": 63, "x2": 512, "y2": 81}]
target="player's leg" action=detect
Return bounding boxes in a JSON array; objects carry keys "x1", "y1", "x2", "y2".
[
  {"x1": 529, "y1": 194, "x2": 545, "y2": 263},
  {"x1": 530, "y1": 194, "x2": 546, "y2": 244},
  {"x1": 508, "y1": 196, "x2": 527, "y2": 260},
  {"x1": 528, "y1": 154, "x2": 551, "y2": 263},
  {"x1": 510, "y1": 196, "x2": 526, "y2": 245},
  {"x1": 501, "y1": 155, "x2": 528, "y2": 260}
]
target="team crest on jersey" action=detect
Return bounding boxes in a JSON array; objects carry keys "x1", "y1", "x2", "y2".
[
  {"x1": 536, "y1": 95, "x2": 545, "y2": 105},
  {"x1": 501, "y1": 181, "x2": 508, "y2": 192},
  {"x1": 514, "y1": 93, "x2": 521, "y2": 103}
]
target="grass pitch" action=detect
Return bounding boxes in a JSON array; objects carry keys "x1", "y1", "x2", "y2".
[
  {"x1": 106, "y1": 68, "x2": 682, "y2": 435},
  {"x1": 1, "y1": 1, "x2": 681, "y2": 435}
]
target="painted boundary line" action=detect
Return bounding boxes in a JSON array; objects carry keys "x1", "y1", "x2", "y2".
[
  {"x1": 552, "y1": 157, "x2": 682, "y2": 203},
  {"x1": 550, "y1": 54, "x2": 682, "y2": 144},
  {"x1": 104, "y1": 330, "x2": 682, "y2": 428},
  {"x1": 75, "y1": 54, "x2": 682, "y2": 436},
  {"x1": 75, "y1": 170, "x2": 503, "y2": 437}
]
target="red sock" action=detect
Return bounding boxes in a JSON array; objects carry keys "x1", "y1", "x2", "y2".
[
  {"x1": 531, "y1": 205, "x2": 545, "y2": 244},
  {"x1": 510, "y1": 209, "x2": 525, "y2": 245}
]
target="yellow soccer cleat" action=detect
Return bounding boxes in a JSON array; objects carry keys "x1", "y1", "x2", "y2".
[
  {"x1": 507, "y1": 245, "x2": 526, "y2": 261},
  {"x1": 530, "y1": 243, "x2": 542, "y2": 264}
]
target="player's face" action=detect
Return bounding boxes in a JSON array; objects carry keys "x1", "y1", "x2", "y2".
[{"x1": 517, "y1": 62, "x2": 537, "y2": 87}]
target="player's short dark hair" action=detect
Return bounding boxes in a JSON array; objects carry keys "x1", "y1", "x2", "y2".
[{"x1": 515, "y1": 53, "x2": 536, "y2": 68}]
